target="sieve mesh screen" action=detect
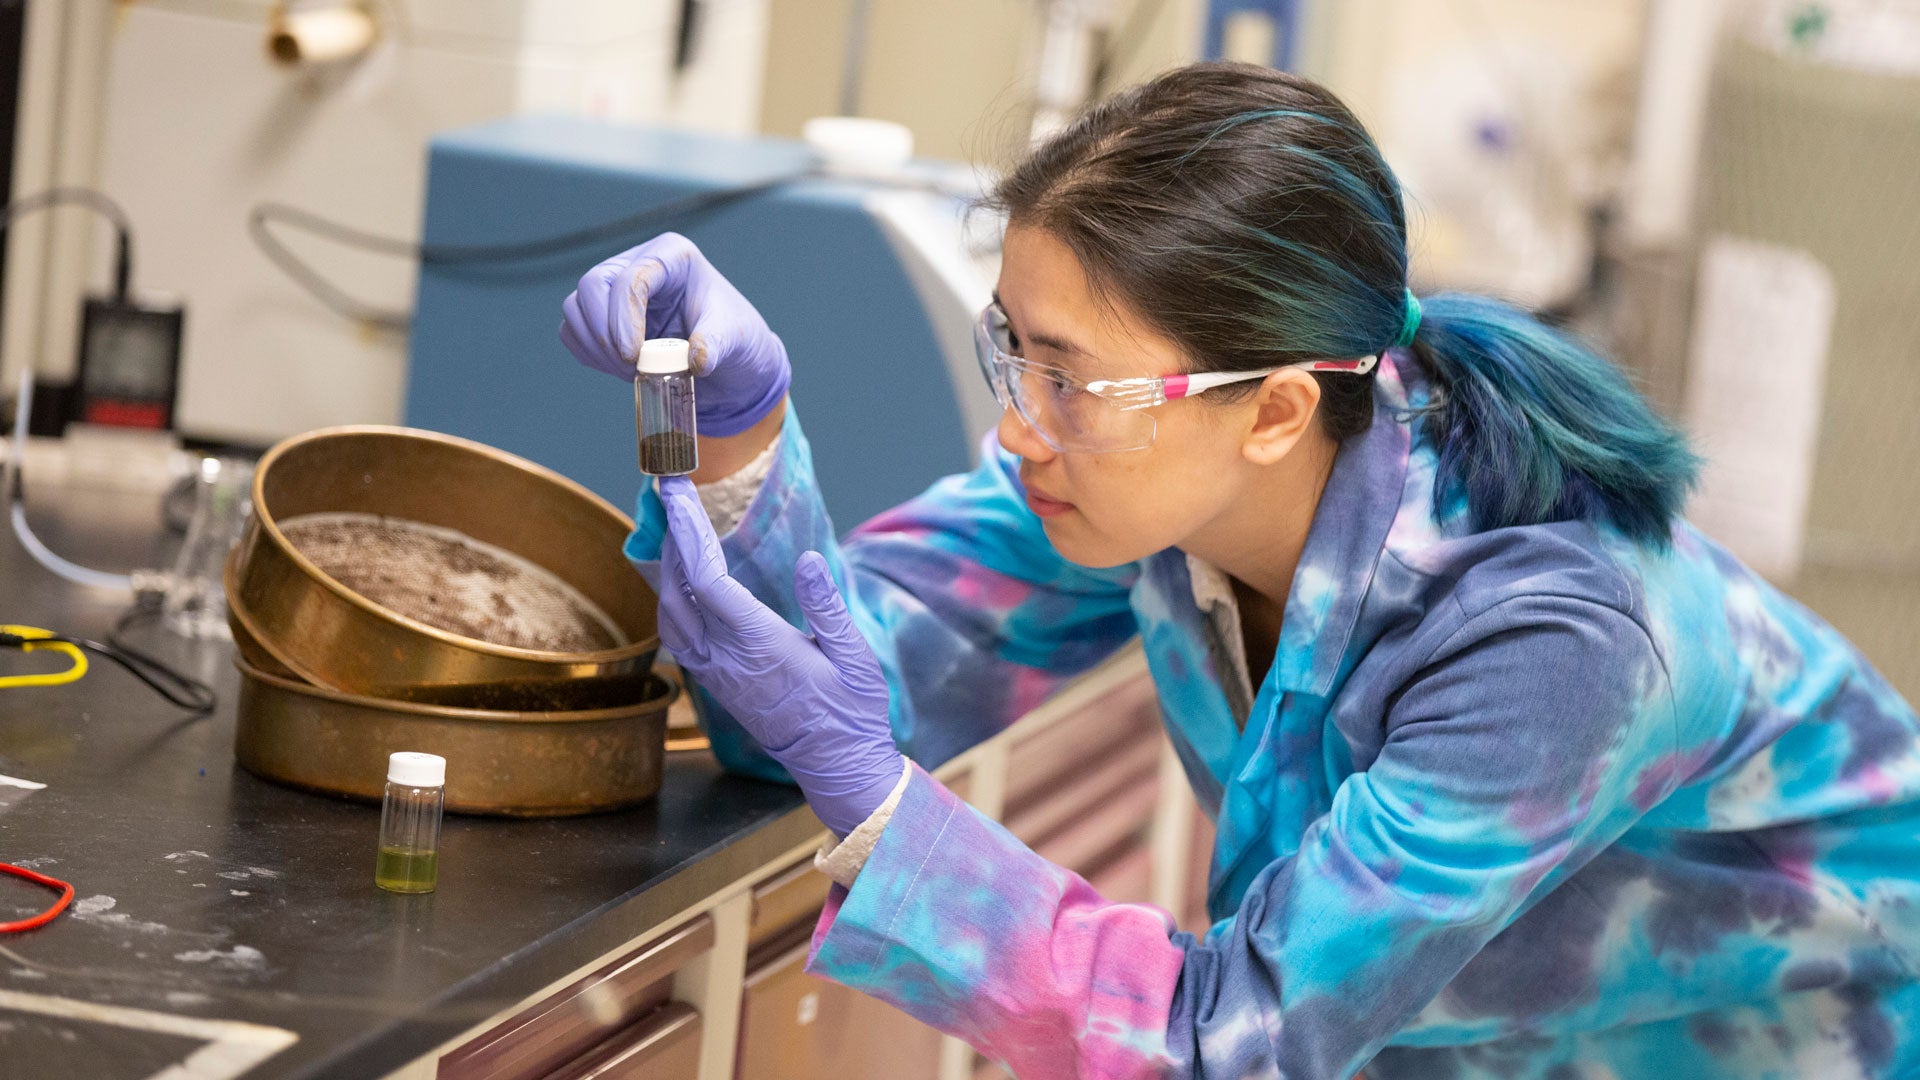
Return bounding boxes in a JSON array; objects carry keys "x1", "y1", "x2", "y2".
[{"x1": 280, "y1": 513, "x2": 624, "y2": 653}]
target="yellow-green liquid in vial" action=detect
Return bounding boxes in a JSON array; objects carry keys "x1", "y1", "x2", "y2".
[{"x1": 375, "y1": 845, "x2": 438, "y2": 893}]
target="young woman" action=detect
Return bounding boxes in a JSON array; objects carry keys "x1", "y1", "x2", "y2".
[{"x1": 560, "y1": 64, "x2": 1920, "y2": 1079}]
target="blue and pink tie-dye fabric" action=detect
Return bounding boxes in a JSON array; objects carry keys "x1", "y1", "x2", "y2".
[{"x1": 627, "y1": 354, "x2": 1920, "y2": 1078}]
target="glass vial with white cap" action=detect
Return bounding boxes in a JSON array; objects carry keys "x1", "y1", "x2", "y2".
[
  {"x1": 636, "y1": 337, "x2": 698, "y2": 476},
  {"x1": 376, "y1": 751, "x2": 445, "y2": 894}
]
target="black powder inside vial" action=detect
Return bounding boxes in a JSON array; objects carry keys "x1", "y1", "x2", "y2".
[{"x1": 640, "y1": 431, "x2": 698, "y2": 475}]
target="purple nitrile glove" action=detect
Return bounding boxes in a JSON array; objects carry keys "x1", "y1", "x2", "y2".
[
  {"x1": 558, "y1": 232, "x2": 792, "y2": 437},
  {"x1": 655, "y1": 477, "x2": 903, "y2": 836}
]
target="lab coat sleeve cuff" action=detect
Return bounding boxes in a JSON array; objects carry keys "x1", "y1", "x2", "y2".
[
  {"x1": 814, "y1": 759, "x2": 914, "y2": 888},
  {"x1": 804, "y1": 763, "x2": 1186, "y2": 1077},
  {"x1": 806, "y1": 764, "x2": 959, "y2": 978},
  {"x1": 694, "y1": 435, "x2": 779, "y2": 536}
]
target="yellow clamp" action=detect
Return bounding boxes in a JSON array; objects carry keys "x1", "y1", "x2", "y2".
[{"x1": 0, "y1": 625, "x2": 88, "y2": 689}]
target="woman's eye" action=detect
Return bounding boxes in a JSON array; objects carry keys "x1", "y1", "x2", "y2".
[{"x1": 1049, "y1": 372, "x2": 1079, "y2": 398}]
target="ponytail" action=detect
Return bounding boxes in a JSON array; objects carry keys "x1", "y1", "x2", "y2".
[{"x1": 1409, "y1": 293, "x2": 1699, "y2": 547}]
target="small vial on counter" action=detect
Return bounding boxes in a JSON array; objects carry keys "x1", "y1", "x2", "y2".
[
  {"x1": 636, "y1": 337, "x2": 698, "y2": 476},
  {"x1": 375, "y1": 751, "x2": 445, "y2": 894}
]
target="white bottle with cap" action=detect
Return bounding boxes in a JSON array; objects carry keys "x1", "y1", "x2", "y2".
[
  {"x1": 376, "y1": 751, "x2": 445, "y2": 894},
  {"x1": 636, "y1": 337, "x2": 698, "y2": 476}
]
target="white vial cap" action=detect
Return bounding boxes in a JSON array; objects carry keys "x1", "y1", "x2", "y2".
[
  {"x1": 637, "y1": 337, "x2": 691, "y2": 375},
  {"x1": 388, "y1": 751, "x2": 446, "y2": 787}
]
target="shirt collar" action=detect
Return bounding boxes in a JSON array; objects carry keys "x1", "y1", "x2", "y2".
[
  {"x1": 1184, "y1": 552, "x2": 1256, "y2": 720},
  {"x1": 1271, "y1": 352, "x2": 1413, "y2": 697}
]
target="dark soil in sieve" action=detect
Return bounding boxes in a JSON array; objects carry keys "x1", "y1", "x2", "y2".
[
  {"x1": 640, "y1": 432, "x2": 698, "y2": 476},
  {"x1": 281, "y1": 517, "x2": 620, "y2": 653}
]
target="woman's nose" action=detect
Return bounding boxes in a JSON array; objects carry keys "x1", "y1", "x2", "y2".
[{"x1": 996, "y1": 405, "x2": 1055, "y2": 462}]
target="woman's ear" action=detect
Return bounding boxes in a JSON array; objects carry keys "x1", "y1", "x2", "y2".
[{"x1": 1242, "y1": 368, "x2": 1322, "y2": 467}]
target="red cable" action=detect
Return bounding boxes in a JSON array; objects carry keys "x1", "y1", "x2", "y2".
[{"x1": 0, "y1": 862, "x2": 74, "y2": 933}]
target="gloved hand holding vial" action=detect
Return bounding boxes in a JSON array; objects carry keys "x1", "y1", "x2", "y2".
[{"x1": 558, "y1": 232, "x2": 790, "y2": 438}]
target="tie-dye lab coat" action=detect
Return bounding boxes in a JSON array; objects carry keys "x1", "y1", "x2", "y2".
[{"x1": 627, "y1": 354, "x2": 1920, "y2": 1079}]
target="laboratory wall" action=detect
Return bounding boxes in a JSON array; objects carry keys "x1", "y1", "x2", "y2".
[
  {"x1": 1, "y1": 0, "x2": 770, "y2": 444},
  {"x1": 1683, "y1": 5, "x2": 1920, "y2": 700},
  {"x1": 1300, "y1": 0, "x2": 1650, "y2": 308},
  {"x1": 758, "y1": 0, "x2": 1204, "y2": 164}
]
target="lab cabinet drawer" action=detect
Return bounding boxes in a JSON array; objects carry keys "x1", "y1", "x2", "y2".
[
  {"x1": 544, "y1": 1002, "x2": 702, "y2": 1080},
  {"x1": 747, "y1": 856, "x2": 833, "y2": 955},
  {"x1": 1187, "y1": 808, "x2": 1218, "y2": 934},
  {"x1": 1003, "y1": 672, "x2": 1160, "y2": 811},
  {"x1": 975, "y1": 1059, "x2": 1014, "y2": 1080},
  {"x1": 941, "y1": 768, "x2": 972, "y2": 804},
  {"x1": 439, "y1": 915, "x2": 713, "y2": 1080},
  {"x1": 1001, "y1": 735, "x2": 1162, "y2": 851},
  {"x1": 1027, "y1": 767, "x2": 1159, "y2": 879},
  {"x1": 736, "y1": 936, "x2": 943, "y2": 1080},
  {"x1": 1084, "y1": 842, "x2": 1154, "y2": 905}
]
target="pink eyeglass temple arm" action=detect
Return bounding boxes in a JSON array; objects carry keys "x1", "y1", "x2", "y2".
[
  {"x1": 1091, "y1": 353, "x2": 1379, "y2": 407},
  {"x1": 1166, "y1": 354, "x2": 1379, "y2": 399}
]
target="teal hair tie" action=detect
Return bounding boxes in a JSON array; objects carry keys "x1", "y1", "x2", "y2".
[{"x1": 1392, "y1": 289, "x2": 1422, "y2": 349}]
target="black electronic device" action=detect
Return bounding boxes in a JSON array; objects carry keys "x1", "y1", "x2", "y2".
[{"x1": 69, "y1": 295, "x2": 185, "y2": 430}]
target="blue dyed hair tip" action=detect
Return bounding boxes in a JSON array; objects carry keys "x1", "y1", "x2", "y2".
[{"x1": 1393, "y1": 290, "x2": 1421, "y2": 349}]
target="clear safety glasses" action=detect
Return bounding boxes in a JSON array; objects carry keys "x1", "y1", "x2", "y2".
[{"x1": 973, "y1": 304, "x2": 1380, "y2": 454}]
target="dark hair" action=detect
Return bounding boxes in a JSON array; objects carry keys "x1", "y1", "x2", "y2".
[{"x1": 990, "y1": 62, "x2": 1698, "y2": 546}]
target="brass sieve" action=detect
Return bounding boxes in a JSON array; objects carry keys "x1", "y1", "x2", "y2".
[{"x1": 232, "y1": 426, "x2": 659, "y2": 711}]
